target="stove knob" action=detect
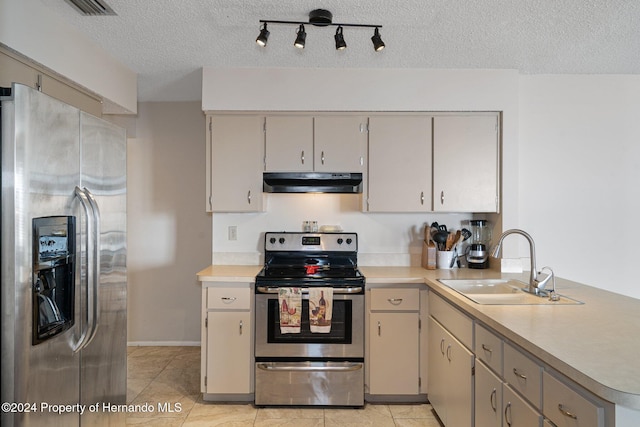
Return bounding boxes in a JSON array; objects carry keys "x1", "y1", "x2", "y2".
[
  {"x1": 269, "y1": 237, "x2": 276, "y2": 244},
  {"x1": 346, "y1": 238, "x2": 353, "y2": 245},
  {"x1": 337, "y1": 238, "x2": 344, "y2": 245},
  {"x1": 279, "y1": 237, "x2": 286, "y2": 244}
]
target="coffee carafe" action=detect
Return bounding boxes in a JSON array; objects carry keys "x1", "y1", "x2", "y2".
[{"x1": 467, "y1": 220, "x2": 491, "y2": 269}]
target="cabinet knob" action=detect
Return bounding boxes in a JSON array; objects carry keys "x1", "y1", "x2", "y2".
[
  {"x1": 420, "y1": 191, "x2": 425, "y2": 205},
  {"x1": 321, "y1": 151, "x2": 325, "y2": 165},
  {"x1": 440, "y1": 190, "x2": 445, "y2": 205},
  {"x1": 301, "y1": 150, "x2": 305, "y2": 164},
  {"x1": 247, "y1": 190, "x2": 251, "y2": 204},
  {"x1": 377, "y1": 321, "x2": 381, "y2": 336},
  {"x1": 239, "y1": 320, "x2": 243, "y2": 335}
]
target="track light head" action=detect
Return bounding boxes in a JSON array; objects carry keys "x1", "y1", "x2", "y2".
[
  {"x1": 371, "y1": 27, "x2": 385, "y2": 52},
  {"x1": 256, "y1": 23, "x2": 269, "y2": 47},
  {"x1": 334, "y1": 26, "x2": 347, "y2": 50},
  {"x1": 294, "y1": 24, "x2": 306, "y2": 49}
]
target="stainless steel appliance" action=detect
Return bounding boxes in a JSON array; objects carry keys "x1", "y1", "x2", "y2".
[
  {"x1": 1, "y1": 83, "x2": 127, "y2": 426},
  {"x1": 254, "y1": 232, "x2": 365, "y2": 407}
]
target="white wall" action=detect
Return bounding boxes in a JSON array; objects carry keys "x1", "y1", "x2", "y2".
[
  {"x1": 0, "y1": 0, "x2": 137, "y2": 113},
  {"x1": 519, "y1": 75, "x2": 640, "y2": 299},
  {"x1": 127, "y1": 102, "x2": 211, "y2": 345}
]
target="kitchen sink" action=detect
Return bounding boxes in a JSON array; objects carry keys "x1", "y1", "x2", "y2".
[{"x1": 437, "y1": 279, "x2": 583, "y2": 305}]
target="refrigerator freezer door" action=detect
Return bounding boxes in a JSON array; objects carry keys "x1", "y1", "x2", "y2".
[{"x1": 2, "y1": 83, "x2": 81, "y2": 426}]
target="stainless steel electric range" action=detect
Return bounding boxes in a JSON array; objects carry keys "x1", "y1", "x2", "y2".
[{"x1": 254, "y1": 232, "x2": 365, "y2": 407}]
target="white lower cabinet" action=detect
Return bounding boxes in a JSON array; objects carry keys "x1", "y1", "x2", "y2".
[
  {"x1": 504, "y1": 384, "x2": 544, "y2": 426},
  {"x1": 475, "y1": 360, "x2": 503, "y2": 427},
  {"x1": 201, "y1": 283, "x2": 253, "y2": 400},
  {"x1": 472, "y1": 322, "x2": 612, "y2": 427},
  {"x1": 367, "y1": 287, "x2": 422, "y2": 398},
  {"x1": 427, "y1": 314, "x2": 474, "y2": 426}
]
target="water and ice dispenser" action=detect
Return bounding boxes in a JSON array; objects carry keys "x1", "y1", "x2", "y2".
[{"x1": 32, "y1": 216, "x2": 76, "y2": 344}]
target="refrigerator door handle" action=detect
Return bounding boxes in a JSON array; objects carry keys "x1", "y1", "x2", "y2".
[
  {"x1": 72, "y1": 187, "x2": 100, "y2": 352},
  {"x1": 84, "y1": 187, "x2": 101, "y2": 347}
]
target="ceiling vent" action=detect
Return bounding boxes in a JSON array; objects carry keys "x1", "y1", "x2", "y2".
[{"x1": 64, "y1": 0, "x2": 116, "y2": 16}]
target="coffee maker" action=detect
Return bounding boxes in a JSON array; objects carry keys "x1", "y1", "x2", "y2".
[{"x1": 467, "y1": 219, "x2": 491, "y2": 269}]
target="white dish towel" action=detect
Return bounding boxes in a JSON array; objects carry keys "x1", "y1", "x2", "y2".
[{"x1": 309, "y1": 287, "x2": 333, "y2": 333}]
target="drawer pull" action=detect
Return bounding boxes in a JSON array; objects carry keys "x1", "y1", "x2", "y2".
[
  {"x1": 440, "y1": 338, "x2": 445, "y2": 356},
  {"x1": 482, "y1": 344, "x2": 493, "y2": 354},
  {"x1": 558, "y1": 404, "x2": 578, "y2": 420},
  {"x1": 387, "y1": 298, "x2": 403, "y2": 305},
  {"x1": 490, "y1": 388, "x2": 497, "y2": 412},
  {"x1": 221, "y1": 297, "x2": 237, "y2": 303},
  {"x1": 513, "y1": 368, "x2": 527, "y2": 380},
  {"x1": 239, "y1": 320, "x2": 243, "y2": 335},
  {"x1": 378, "y1": 321, "x2": 381, "y2": 336},
  {"x1": 446, "y1": 344, "x2": 452, "y2": 362}
]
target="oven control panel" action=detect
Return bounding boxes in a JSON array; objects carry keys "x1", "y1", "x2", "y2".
[{"x1": 265, "y1": 232, "x2": 357, "y2": 252}]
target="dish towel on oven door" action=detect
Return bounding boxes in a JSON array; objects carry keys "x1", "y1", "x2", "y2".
[
  {"x1": 278, "y1": 287, "x2": 302, "y2": 333},
  {"x1": 309, "y1": 287, "x2": 333, "y2": 333}
]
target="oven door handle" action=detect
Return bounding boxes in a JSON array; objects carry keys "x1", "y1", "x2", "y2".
[
  {"x1": 256, "y1": 363, "x2": 363, "y2": 372},
  {"x1": 256, "y1": 286, "x2": 363, "y2": 294}
]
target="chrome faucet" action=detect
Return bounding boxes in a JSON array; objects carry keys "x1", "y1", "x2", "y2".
[{"x1": 491, "y1": 229, "x2": 554, "y2": 295}]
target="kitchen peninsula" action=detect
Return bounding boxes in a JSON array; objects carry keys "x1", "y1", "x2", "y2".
[{"x1": 197, "y1": 264, "x2": 640, "y2": 426}]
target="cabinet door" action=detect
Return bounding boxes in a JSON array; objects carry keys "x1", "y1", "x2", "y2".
[
  {"x1": 433, "y1": 114, "x2": 499, "y2": 212},
  {"x1": 446, "y1": 333, "x2": 475, "y2": 427},
  {"x1": 208, "y1": 115, "x2": 264, "y2": 212},
  {"x1": 264, "y1": 116, "x2": 314, "y2": 172},
  {"x1": 428, "y1": 317, "x2": 449, "y2": 423},
  {"x1": 367, "y1": 116, "x2": 432, "y2": 212},
  {"x1": 314, "y1": 116, "x2": 367, "y2": 172},
  {"x1": 369, "y1": 312, "x2": 419, "y2": 395},
  {"x1": 205, "y1": 311, "x2": 252, "y2": 394},
  {"x1": 503, "y1": 385, "x2": 543, "y2": 427},
  {"x1": 475, "y1": 360, "x2": 503, "y2": 427}
]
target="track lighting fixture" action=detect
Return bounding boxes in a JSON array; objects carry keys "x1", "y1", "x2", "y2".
[
  {"x1": 334, "y1": 26, "x2": 347, "y2": 50},
  {"x1": 256, "y1": 9, "x2": 384, "y2": 52},
  {"x1": 294, "y1": 24, "x2": 306, "y2": 49},
  {"x1": 255, "y1": 23, "x2": 270, "y2": 47},
  {"x1": 371, "y1": 27, "x2": 385, "y2": 51}
]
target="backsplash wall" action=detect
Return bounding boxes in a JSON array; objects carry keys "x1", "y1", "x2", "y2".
[{"x1": 212, "y1": 193, "x2": 472, "y2": 266}]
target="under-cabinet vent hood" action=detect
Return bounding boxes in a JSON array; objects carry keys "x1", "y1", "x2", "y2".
[{"x1": 263, "y1": 172, "x2": 363, "y2": 194}]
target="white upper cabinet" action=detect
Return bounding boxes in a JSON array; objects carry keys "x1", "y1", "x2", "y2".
[
  {"x1": 264, "y1": 115, "x2": 367, "y2": 173},
  {"x1": 264, "y1": 116, "x2": 314, "y2": 172},
  {"x1": 314, "y1": 116, "x2": 367, "y2": 172},
  {"x1": 433, "y1": 114, "x2": 500, "y2": 212},
  {"x1": 367, "y1": 116, "x2": 433, "y2": 212},
  {"x1": 207, "y1": 115, "x2": 264, "y2": 212}
]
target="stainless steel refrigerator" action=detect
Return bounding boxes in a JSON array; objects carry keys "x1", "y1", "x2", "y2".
[{"x1": 1, "y1": 83, "x2": 127, "y2": 426}]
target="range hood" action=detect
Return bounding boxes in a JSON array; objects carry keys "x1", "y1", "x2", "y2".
[{"x1": 263, "y1": 172, "x2": 363, "y2": 194}]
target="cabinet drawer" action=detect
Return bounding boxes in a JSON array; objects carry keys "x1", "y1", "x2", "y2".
[
  {"x1": 207, "y1": 287, "x2": 251, "y2": 310},
  {"x1": 370, "y1": 288, "x2": 420, "y2": 311},
  {"x1": 475, "y1": 323, "x2": 503, "y2": 376},
  {"x1": 543, "y1": 371, "x2": 605, "y2": 427},
  {"x1": 504, "y1": 342, "x2": 542, "y2": 409},
  {"x1": 428, "y1": 292, "x2": 472, "y2": 349}
]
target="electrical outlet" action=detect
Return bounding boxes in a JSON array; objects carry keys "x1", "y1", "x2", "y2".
[{"x1": 228, "y1": 226, "x2": 237, "y2": 241}]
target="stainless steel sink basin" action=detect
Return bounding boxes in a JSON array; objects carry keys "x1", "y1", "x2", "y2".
[{"x1": 438, "y1": 279, "x2": 583, "y2": 305}]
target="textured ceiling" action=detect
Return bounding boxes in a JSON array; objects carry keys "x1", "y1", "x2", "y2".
[{"x1": 41, "y1": 0, "x2": 640, "y2": 102}]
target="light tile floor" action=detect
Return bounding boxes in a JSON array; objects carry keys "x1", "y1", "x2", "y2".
[{"x1": 126, "y1": 346, "x2": 442, "y2": 426}]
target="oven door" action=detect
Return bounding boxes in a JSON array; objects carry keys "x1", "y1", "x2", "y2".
[{"x1": 255, "y1": 286, "x2": 364, "y2": 359}]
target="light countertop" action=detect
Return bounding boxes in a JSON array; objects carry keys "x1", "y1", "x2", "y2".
[{"x1": 197, "y1": 264, "x2": 640, "y2": 410}]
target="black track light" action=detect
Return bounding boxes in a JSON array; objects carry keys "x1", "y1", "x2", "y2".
[
  {"x1": 334, "y1": 26, "x2": 347, "y2": 50},
  {"x1": 257, "y1": 9, "x2": 384, "y2": 53},
  {"x1": 294, "y1": 24, "x2": 306, "y2": 49},
  {"x1": 371, "y1": 27, "x2": 385, "y2": 51},
  {"x1": 256, "y1": 23, "x2": 269, "y2": 47}
]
